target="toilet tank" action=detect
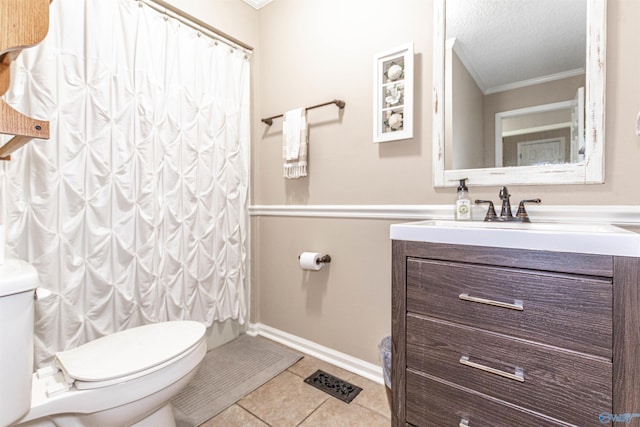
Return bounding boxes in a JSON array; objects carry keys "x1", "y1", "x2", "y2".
[{"x1": 0, "y1": 258, "x2": 39, "y2": 427}]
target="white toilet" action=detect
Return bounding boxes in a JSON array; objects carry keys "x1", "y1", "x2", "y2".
[{"x1": 0, "y1": 258, "x2": 207, "y2": 427}]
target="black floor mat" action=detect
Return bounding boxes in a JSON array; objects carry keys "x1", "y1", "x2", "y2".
[{"x1": 303, "y1": 369, "x2": 363, "y2": 403}]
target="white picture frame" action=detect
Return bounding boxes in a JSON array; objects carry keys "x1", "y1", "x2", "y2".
[{"x1": 373, "y1": 42, "x2": 414, "y2": 143}]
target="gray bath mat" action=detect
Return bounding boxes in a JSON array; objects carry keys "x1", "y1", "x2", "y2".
[{"x1": 171, "y1": 334, "x2": 302, "y2": 427}]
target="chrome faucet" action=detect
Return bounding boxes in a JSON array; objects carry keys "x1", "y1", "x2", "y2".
[{"x1": 475, "y1": 186, "x2": 541, "y2": 222}]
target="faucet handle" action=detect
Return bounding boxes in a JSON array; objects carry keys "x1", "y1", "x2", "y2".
[
  {"x1": 516, "y1": 199, "x2": 541, "y2": 222},
  {"x1": 475, "y1": 199, "x2": 497, "y2": 222}
]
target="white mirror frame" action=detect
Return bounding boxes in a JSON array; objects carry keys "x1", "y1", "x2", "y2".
[{"x1": 433, "y1": 0, "x2": 606, "y2": 187}]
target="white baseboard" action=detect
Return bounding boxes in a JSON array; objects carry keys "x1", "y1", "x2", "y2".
[{"x1": 247, "y1": 323, "x2": 385, "y2": 385}]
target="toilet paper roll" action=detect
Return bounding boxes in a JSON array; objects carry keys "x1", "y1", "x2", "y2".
[{"x1": 299, "y1": 252, "x2": 324, "y2": 271}]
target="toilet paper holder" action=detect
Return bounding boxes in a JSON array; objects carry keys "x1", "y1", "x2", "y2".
[{"x1": 298, "y1": 253, "x2": 331, "y2": 265}]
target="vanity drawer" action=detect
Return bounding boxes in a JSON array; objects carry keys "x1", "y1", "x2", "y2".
[
  {"x1": 406, "y1": 315, "x2": 612, "y2": 426},
  {"x1": 406, "y1": 370, "x2": 568, "y2": 427},
  {"x1": 406, "y1": 258, "x2": 612, "y2": 358}
]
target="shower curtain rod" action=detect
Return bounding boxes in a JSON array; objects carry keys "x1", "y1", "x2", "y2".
[
  {"x1": 139, "y1": 0, "x2": 254, "y2": 54},
  {"x1": 261, "y1": 99, "x2": 346, "y2": 126}
]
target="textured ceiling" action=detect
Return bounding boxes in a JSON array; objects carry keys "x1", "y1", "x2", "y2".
[{"x1": 446, "y1": 0, "x2": 587, "y2": 94}]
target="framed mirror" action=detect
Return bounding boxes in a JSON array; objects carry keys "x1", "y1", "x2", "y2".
[{"x1": 433, "y1": 0, "x2": 606, "y2": 187}]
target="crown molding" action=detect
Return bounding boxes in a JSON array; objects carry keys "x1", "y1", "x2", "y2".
[{"x1": 242, "y1": 0, "x2": 272, "y2": 10}]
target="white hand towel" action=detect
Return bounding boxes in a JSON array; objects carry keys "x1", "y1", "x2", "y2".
[
  {"x1": 282, "y1": 108, "x2": 308, "y2": 179},
  {"x1": 283, "y1": 108, "x2": 303, "y2": 160}
]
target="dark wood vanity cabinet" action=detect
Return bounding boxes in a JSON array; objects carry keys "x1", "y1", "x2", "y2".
[{"x1": 392, "y1": 240, "x2": 640, "y2": 427}]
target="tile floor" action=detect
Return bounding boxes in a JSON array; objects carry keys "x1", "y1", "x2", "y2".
[{"x1": 200, "y1": 353, "x2": 391, "y2": 426}]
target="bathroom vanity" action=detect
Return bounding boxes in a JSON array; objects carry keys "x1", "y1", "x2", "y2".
[{"x1": 391, "y1": 221, "x2": 640, "y2": 427}]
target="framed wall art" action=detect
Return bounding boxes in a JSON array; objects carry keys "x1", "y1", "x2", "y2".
[{"x1": 373, "y1": 42, "x2": 414, "y2": 143}]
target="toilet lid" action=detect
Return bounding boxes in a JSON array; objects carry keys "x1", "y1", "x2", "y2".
[{"x1": 55, "y1": 321, "x2": 205, "y2": 385}]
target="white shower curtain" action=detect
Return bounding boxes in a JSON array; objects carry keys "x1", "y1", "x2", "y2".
[{"x1": 0, "y1": 0, "x2": 250, "y2": 366}]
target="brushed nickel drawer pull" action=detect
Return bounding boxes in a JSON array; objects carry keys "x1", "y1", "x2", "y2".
[
  {"x1": 458, "y1": 293, "x2": 523, "y2": 311},
  {"x1": 459, "y1": 356, "x2": 525, "y2": 382}
]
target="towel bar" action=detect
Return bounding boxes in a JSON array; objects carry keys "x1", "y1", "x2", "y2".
[{"x1": 261, "y1": 99, "x2": 345, "y2": 126}]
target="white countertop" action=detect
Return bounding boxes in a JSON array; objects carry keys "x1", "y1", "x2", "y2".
[{"x1": 390, "y1": 220, "x2": 640, "y2": 257}]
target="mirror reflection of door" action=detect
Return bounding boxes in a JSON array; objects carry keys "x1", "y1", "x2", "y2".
[
  {"x1": 517, "y1": 137, "x2": 565, "y2": 166},
  {"x1": 495, "y1": 86, "x2": 584, "y2": 167}
]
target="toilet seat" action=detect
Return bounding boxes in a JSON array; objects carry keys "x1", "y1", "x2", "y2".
[
  {"x1": 17, "y1": 321, "x2": 207, "y2": 426},
  {"x1": 55, "y1": 321, "x2": 205, "y2": 390}
]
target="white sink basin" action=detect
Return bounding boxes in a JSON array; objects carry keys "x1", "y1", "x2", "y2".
[{"x1": 390, "y1": 220, "x2": 640, "y2": 256}]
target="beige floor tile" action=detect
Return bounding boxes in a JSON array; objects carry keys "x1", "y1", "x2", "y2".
[
  {"x1": 288, "y1": 355, "x2": 391, "y2": 420},
  {"x1": 195, "y1": 343, "x2": 390, "y2": 426},
  {"x1": 341, "y1": 373, "x2": 391, "y2": 419},
  {"x1": 199, "y1": 404, "x2": 268, "y2": 427},
  {"x1": 299, "y1": 397, "x2": 390, "y2": 427},
  {"x1": 287, "y1": 355, "x2": 355, "y2": 381},
  {"x1": 238, "y1": 370, "x2": 329, "y2": 427}
]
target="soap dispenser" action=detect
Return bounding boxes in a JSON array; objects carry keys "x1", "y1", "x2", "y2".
[{"x1": 455, "y1": 178, "x2": 472, "y2": 221}]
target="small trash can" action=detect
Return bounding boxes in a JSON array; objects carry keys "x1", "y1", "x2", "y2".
[{"x1": 379, "y1": 336, "x2": 392, "y2": 409}]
